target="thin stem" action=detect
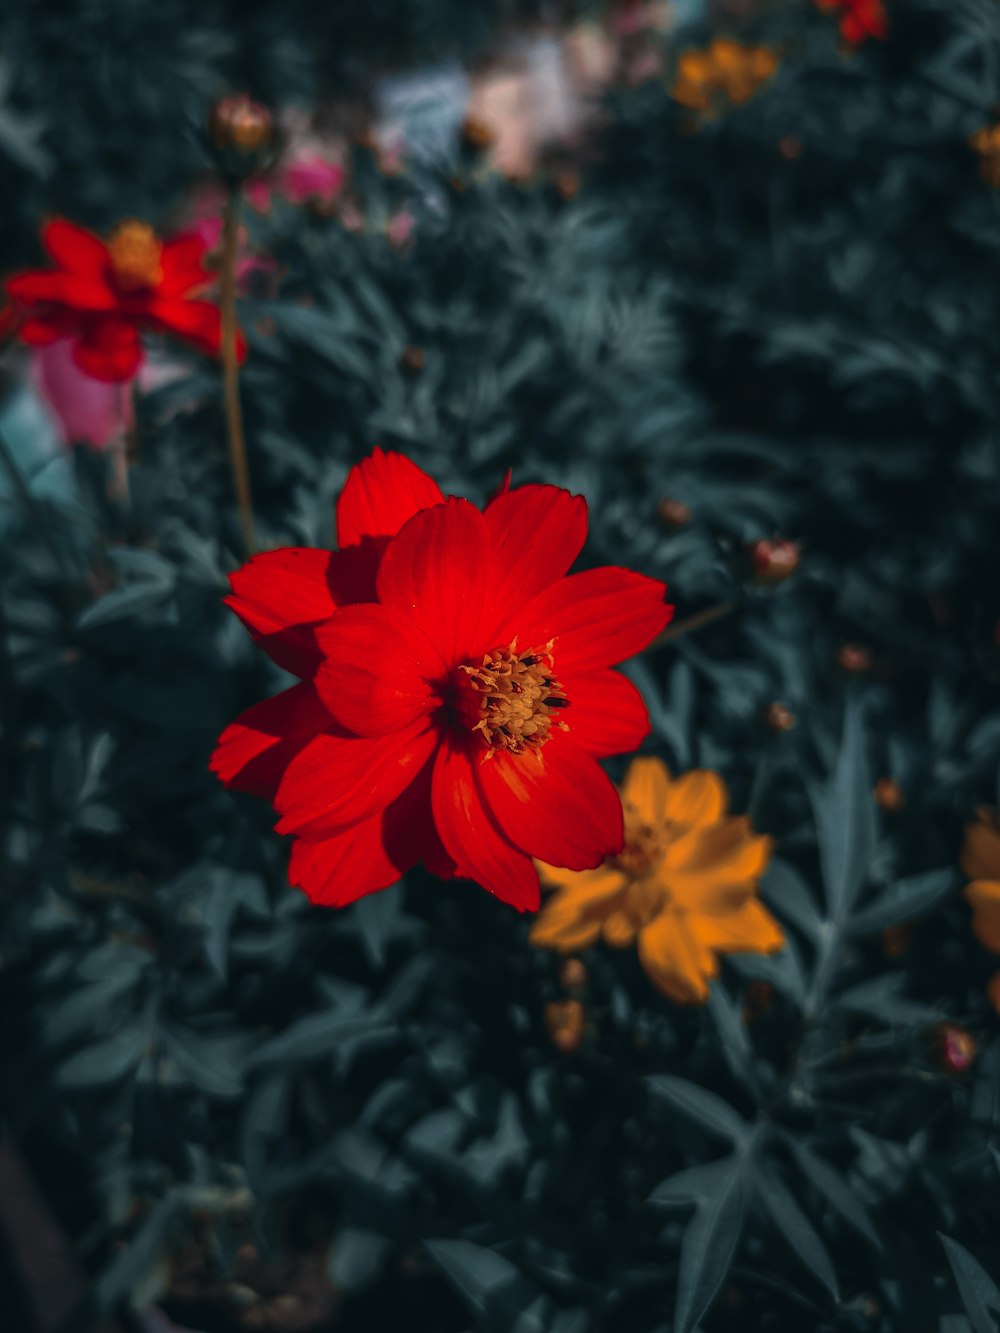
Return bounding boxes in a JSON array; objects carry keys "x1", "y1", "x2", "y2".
[
  {"x1": 220, "y1": 186, "x2": 256, "y2": 557},
  {"x1": 648, "y1": 599, "x2": 737, "y2": 649}
]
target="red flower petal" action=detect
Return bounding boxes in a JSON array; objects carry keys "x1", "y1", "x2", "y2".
[
  {"x1": 145, "y1": 297, "x2": 240, "y2": 360},
  {"x1": 17, "y1": 313, "x2": 78, "y2": 345},
  {"x1": 288, "y1": 818, "x2": 406, "y2": 906},
  {"x1": 274, "y1": 722, "x2": 436, "y2": 839},
  {"x1": 41, "y1": 220, "x2": 108, "y2": 275},
  {"x1": 377, "y1": 497, "x2": 499, "y2": 666},
  {"x1": 517, "y1": 567, "x2": 672, "y2": 674},
  {"x1": 314, "y1": 603, "x2": 445, "y2": 736},
  {"x1": 558, "y1": 668, "x2": 650, "y2": 756},
  {"x1": 431, "y1": 739, "x2": 540, "y2": 910},
  {"x1": 7, "y1": 270, "x2": 116, "y2": 311},
  {"x1": 71, "y1": 317, "x2": 143, "y2": 382},
  {"x1": 159, "y1": 233, "x2": 212, "y2": 294},
  {"x1": 484, "y1": 483, "x2": 587, "y2": 617},
  {"x1": 477, "y1": 737, "x2": 624, "y2": 870},
  {"x1": 210, "y1": 682, "x2": 330, "y2": 798},
  {"x1": 226, "y1": 548, "x2": 340, "y2": 677},
  {"x1": 336, "y1": 447, "x2": 445, "y2": 549}
]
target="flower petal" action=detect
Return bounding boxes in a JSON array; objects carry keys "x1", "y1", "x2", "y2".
[
  {"x1": 477, "y1": 737, "x2": 624, "y2": 871},
  {"x1": 620, "y1": 756, "x2": 672, "y2": 824},
  {"x1": 514, "y1": 567, "x2": 672, "y2": 674},
  {"x1": 288, "y1": 819, "x2": 404, "y2": 907},
  {"x1": 663, "y1": 770, "x2": 729, "y2": 829},
  {"x1": 42, "y1": 220, "x2": 109, "y2": 275},
  {"x1": 226, "y1": 548, "x2": 340, "y2": 677},
  {"x1": 484, "y1": 483, "x2": 587, "y2": 611},
  {"x1": 560, "y1": 668, "x2": 651, "y2": 757},
  {"x1": 210, "y1": 683, "x2": 329, "y2": 798},
  {"x1": 637, "y1": 912, "x2": 716, "y2": 1003},
  {"x1": 7, "y1": 270, "x2": 117, "y2": 311},
  {"x1": 665, "y1": 819, "x2": 773, "y2": 910},
  {"x1": 17, "y1": 313, "x2": 78, "y2": 345},
  {"x1": 275, "y1": 722, "x2": 436, "y2": 840},
  {"x1": 431, "y1": 739, "x2": 539, "y2": 910},
  {"x1": 530, "y1": 867, "x2": 626, "y2": 951},
  {"x1": 689, "y1": 899, "x2": 784, "y2": 955},
  {"x1": 966, "y1": 883, "x2": 1000, "y2": 952},
  {"x1": 145, "y1": 297, "x2": 238, "y2": 359},
  {"x1": 377, "y1": 497, "x2": 499, "y2": 666},
  {"x1": 336, "y1": 447, "x2": 445, "y2": 548},
  {"x1": 72, "y1": 318, "x2": 143, "y2": 382},
  {"x1": 961, "y1": 817, "x2": 1000, "y2": 882},
  {"x1": 314, "y1": 603, "x2": 445, "y2": 736},
  {"x1": 159, "y1": 233, "x2": 212, "y2": 294}
]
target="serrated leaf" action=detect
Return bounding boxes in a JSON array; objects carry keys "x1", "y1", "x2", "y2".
[
  {"x1": 939, "y1": 1234, "x2": 1000, "y2": 1333},
  {"x1": 810, "y1": 702, "x2": 875, "y2": 921},
  {"x1": 647, "y1": 1075, "x2": 750, "y2": 1143},
  {"x1": 759, "y1": 1172, "x2": 840, "y2": 1301},
  {"x1": 674, "y1": 1153, "x2": 748, "y2": 1333}
]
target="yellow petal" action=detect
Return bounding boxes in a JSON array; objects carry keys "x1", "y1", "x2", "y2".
[
  {"x1": 530, "y1": 913, "x2": 603, "y2": 953},
  {"x1": 670, "y1": 81, "x2": 712, "y2": 110},
  {"x1": 619, "y1": 756, "x2": 671, "y2": 825},
  {"x1": 637, "y1": 911, "x2": 715, "y2": 1004},
  {"x1": 689, "y1": 898, "x2": 784, "y2": 956},
  {"x1": 664, "y1": 820, "x2": 773, "y2": 910},
  {"x1": 529, "y1": 870, "x2": 627, "y2": 952},
  {"x1": 988, "y1": 972, "x2": 1000, "y2": 1014},
  {"x1": 966, "y1": 889, "x2": 1000, "y2": 954},
  {"x1": 961, "y1": 815, "x2": 1000, "y2": 881},
  {"x1": 536, "y1": 861, "x2": 619, "y2": 894},
  {"x1": 603, "y1": 910, "x2": 638, "y2": 948},
  {"x1": 662, "y1": 770, "x2": 728, "y2": 829}
]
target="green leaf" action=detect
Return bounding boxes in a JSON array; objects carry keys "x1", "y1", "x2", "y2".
[
  {"x1": 707, "y1": 983, "x2": 759, "y2": 1094},
  {"x1": 425, "y1": 1239, "x2": 538, "y2": 1333},
  {"x1": 761, "y1": 860, "x2": 825, "y2": 944},
  {"x1": 674, "y1": 1153, "x2": 748, "y2": 1333},
  {"x1": 646, "y1": 1075, "x2": 750, "y2": 1143},
  {"x1": 849, "y1": 868, "x2": 955, "y2": 935},
  {"x1": 809, "y1": 702, "x2": 875, "y2": 921},
  {"x1": 55, "y1": 1028, "x2": 147, "y2": 1088},
  {"x1": 759, "y1": 1173, "x2": 840, "y2": 1301},
  {"x1": 786, "y1": 1140, "x2": 881, "y2": 1250},
  {"x1": 939, "y1": 1234, "x2": 1000, "y2": 1333}
]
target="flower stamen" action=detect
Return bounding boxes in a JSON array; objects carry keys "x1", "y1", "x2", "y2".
[
  {"x1": 107, "y1": 221, "x2": 164, "y2": 292},
  {"x1": 455, "y1": 641, "x2": 570, "y2": 759}
]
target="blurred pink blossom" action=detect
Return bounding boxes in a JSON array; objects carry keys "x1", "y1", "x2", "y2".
[
  {"x1": 245, "y1": 154, "x2": 346, "y2": 212},
  {"x1": 32, "y1": 338, "x2": 131, "y2": 450},
  {"x1": 386, "y1": 209, "x2": 415, "y2": 248}
]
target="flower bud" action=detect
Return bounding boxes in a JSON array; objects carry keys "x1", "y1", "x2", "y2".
[
  {"x1": 559, "y1": 958, "x2": 587, "y2": 990},
  {"x1": 763, "y1": 702, "x2": 796, "y2": 732},
  {"x1": 749, "y1": 538, "x2": 800, "y2": 585},
  {"x1": 874, "y1": 777, "x2": 905, "y2": 812},
  {"x1": 461, "y1": 116, "x2": 496, "y2": 152},
  {"x1": 399, "y1": 345, "x2": 426, "y2": 375},
  {"x1": 881, "y1": 924, "x2": 912, "y2": 958},
  {"x1": 209, "y1": 94, "x2": 275, "y2": 154},
  {"x1": 741, "y1": 980, "x2": 774, "y2": 1023},
  {"x1": 657, "y1": 497, "x2": 692, "y2": 528},
  {"x1": 935, "y1": 1022, "x2": 977, "y2": 1074},
  {"x1": 545, "y1": 999, "x2": 586, "y2": 1052},
  {"x1": 838, "y1": 642, "x2": 872, "y2": 673},
  {"x1": 779, "y1": 135, "x2": 802, "y2": 160}
]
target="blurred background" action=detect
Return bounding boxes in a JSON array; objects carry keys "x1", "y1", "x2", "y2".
[{"x1": 2, "y1": 1, "x2": 1000, "y2": 1331}]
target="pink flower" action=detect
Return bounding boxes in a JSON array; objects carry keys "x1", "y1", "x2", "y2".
[{"x1": 32, "y1": 337, "x2": 130, "y2": 449}]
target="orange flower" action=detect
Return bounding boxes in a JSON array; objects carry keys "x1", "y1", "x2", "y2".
[
  {"x1": 961, "y1": 807, "x2": 1000, "y2": 1011},
  {"x1": 670, "y1": 39, "x2": 777, "y2": 116},
  {"x1": 970, "y1": 126, "x2": 1000, "y2": 187},
  {"x1": 530, "y1": 758, "x2": 782, "y2": 1003}
]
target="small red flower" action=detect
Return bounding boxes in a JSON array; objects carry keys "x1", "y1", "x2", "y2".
[
  {"x1": 816, "y1": 0, "x2": 888, "y2": 46},
  {"x1": 212, "y1": 450, "x2": 673, "y2": 911},
  {"x1": 5, "y1": 218, "x2": 245, "y2": 382}
]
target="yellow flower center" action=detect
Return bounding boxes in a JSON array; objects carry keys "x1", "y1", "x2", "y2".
[
  {"x1": 107, "y1": 221, "x2": 164, "y2": 292},
  {"x1": 613, "y1": 818, "x2": 668, "y2": 879},
  {"x1": 455, "y1": 642, "x2": 569, "y2": 758}
]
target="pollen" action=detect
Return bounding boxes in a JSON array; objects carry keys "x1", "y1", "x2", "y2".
[
  {"x1": 456, "y1": 641, "x2": 570, "y2": 759},
  {"x1": 107, "y1": 221, "x2": 164, "y2": 292}
]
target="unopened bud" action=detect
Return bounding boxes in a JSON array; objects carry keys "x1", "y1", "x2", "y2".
[
  {"x1": 935, "y1": 1022, "x2": 977, "y2": 1074},
  {"x1": 545, "y1": 999, "x2": 586, "y2": 1052},
  {"x1": 749, "y1": 538, "x2": 800, "y2": 585},
  {"x1": 559, "y1": 958, "x2": 587, "y2": 990},
  {"x1": 874, "y1": 777, "x2": 905, "y2": 812},
  {"x1": 763, "y1": 702, "x2": 796, "y2": 732},
  {"x1": 461, "y1": 116, "x2": 496, "y2": 152},
  {"x1": 657, "y1": 497, "x2": 692, "y2": 528},
  {"x1": 881, "y1": 924, "x2": 912, "y2": 958},
  {"x1": 209, "y1": 94, "x2": 275, "y2": 155},
  {"x1": 779, "y1": 135, "x2": 802, "y2": 159},
  {"x1": 400, "y1": 345, "x2": 425, "y2": 375},
  {"x1": 838, "y1": 643, "x2": 872, "y2": 673}
]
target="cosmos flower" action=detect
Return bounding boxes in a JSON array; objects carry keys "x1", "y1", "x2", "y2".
[
  {"x1": 530, "y1": 757, "x2": 782, "y2": 1002},
  {"x1": 212, "y1": 450, "x2": 672, "y2": 911},
  {"x1": 5, "y1": 218, "x2": 243, "y2": 382},
  {"x1": 670, "y1": 39, "x2": 778, "y2": 115},
  {"x1": 961, "y1": 807, "x2": 1000, "y2": 1011},
  {"x1": 816, "y1": 0, "x2": 888, "y2": 47}
]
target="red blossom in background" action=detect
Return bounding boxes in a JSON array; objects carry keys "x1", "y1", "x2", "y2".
[
  {"x1": 212, "y1": 450, "x2": 673, "y2": 911},
  {"x1": 816, "y1": 0, "x2": 888, "y2": 45},
  {"x1": 4, "y1": 218, "x2": 245, "y2": 382}
]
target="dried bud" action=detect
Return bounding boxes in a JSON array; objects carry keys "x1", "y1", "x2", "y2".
[
  {"x1": 400, "y1": 345, "x2": 426, "y2": 375},
  {"x1": 838, "y1": 643, "x2": 872, "y2": 673},
  {"x1": 874, "y1": 777, "x2": 905, "y2": 812},
  {"x1": 461, "y1": 115, "x2": 496, "y2": 152},
  {"x1": 779, "y1": 135, "x2": 802, "y2": 160},
  {"x1": 935, "y1": 1022, "x2": 977, "y2": 1074},
  {"x1": 559, "y1": 958, "x2": 587, "y2": 990},
  {"x1": 763, "y1": 701, "x2": 796, "y2": 732},
  {"x1": 552, "y1": 167, "x2": 581, "y2": 201},
  {"x1": 749, "y1": 538, "x2": 800, "y2": 585},
  {"x1": 881, "y1": 924, "x2": 912, "y2": 958},
  {"x1": 545, "y1": 999, "x2": 586, "y2": 1052},
  {"x1": 209, "y1": 95, "x2": 275, "y2": 154},
  {"x1": 657, "y1": 497, "x2": 692, "y2": 528}
]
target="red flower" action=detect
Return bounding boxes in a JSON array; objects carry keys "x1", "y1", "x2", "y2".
[
  {"x1": 816, "y1": 0, "x2": 888, "y2": 45},
  {"x1": 4, "y1": 218, "x2": 245, "y2": 382},
  {"x1": 212, "y1": 450, "x2": 673, "y2": 911}
]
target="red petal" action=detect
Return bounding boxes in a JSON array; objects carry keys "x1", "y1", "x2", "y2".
[
  {"x1": 71, "y1": 318, "x2": 143, "y2": 382},
  {"x1": 517, "y1": 567, "x2": 672, "y2": 674},
  {"x1": 159, "y1": 233, "x2": 212, "y2": 294},
  {"x1": 145, "y1": 297, "x2": 230, "y2": 357},
  {"x1": 477, "y1": 737, "x2": 623, "y2": 870},
  {"x1": 17, "y1": 314, "x2": 78, "y2": 345},
  {"x1": 484, "y1": 483, "x2": 588, "y2": 617},
  {"x1": 226, "y1": 547, "x2": 340, "y2": 677},
  {"x1": 288, "y1": 819, "x2": 405, "y2": 907},
  {"x1": 431, "y1": 739, "x2": 540, "y2": 910},
  {"x1": 7, "y1": 270, "x2": 116, "y2": 310},
  {"x1": 376, "y1": 498, "x2": 498, "y2": 666},
  {"x1": 274, "y1": 722, "x2": 436, "y2": 839},
  {"x1": 42, "y1": 220, "x2": 108, "y2": 275},
  {"x1": 314, "y1": 603, "x2": 445, "y2": 736},
  {"x1": 336, "y1": 447, "x2": 445, "y2": 548},
  {"x1": 210, "y1": 682, "x2": 329, "y2": 798},
  {"x1": 558, "y1": 668, "x2": 650, "y2": 756}
]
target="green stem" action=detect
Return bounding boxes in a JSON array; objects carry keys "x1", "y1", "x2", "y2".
[
  {"x1": 648, "y1": 599, "x2": 737, "y2": 650},
  {"x1": 220, "y1": 187, "x2": 256, "y2": 557}
]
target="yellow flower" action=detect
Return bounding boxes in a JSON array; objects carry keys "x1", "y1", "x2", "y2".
[
  {"x1": 530, "y1": 758, "x2": 782, "y2": 1004},
  {"x1": 971, "y1": 126, "x2": 1000, "y2": 187},
  {"x1": 961, "y1": 808, "x2": 1000, "y2": 1010},
  {"x1": 669, "y1": 39, "x2": 778, "y2": 115}
]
